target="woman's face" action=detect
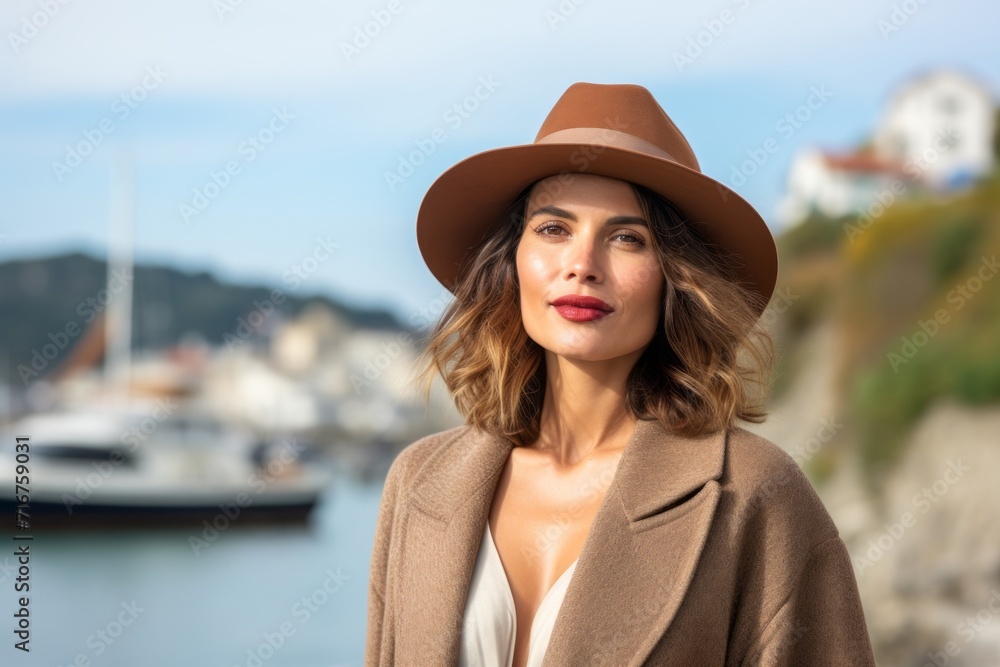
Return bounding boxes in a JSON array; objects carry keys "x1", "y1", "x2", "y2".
[{"x1": 516, "y1": 173, "x2": 666, "y2": 363}]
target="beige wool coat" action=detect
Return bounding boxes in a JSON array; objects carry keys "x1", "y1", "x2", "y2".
[{"x1": 364, "y1": 417, "x2": 877, "y2": 666}]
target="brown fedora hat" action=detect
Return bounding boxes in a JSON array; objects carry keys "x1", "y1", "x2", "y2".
[{"x1": 415, "y1": 81, "x2": 778, "y2": 319}]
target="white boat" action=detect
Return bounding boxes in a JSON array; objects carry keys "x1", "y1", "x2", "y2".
[{"x1": 0, "y1": 405, "x2": 333, "y2": 530}]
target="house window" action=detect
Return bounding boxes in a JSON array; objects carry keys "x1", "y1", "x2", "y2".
[{"x1": 939, "y1": 96, "x2": 961, "y2": 115}]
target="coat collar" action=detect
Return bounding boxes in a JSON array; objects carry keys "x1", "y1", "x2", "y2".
[
  {"x1": 408, "y1": 417, "x2": 726, "y2": 523},
  {"x1": 397, "y1": 417, "x2": 728, "y2": 665}
]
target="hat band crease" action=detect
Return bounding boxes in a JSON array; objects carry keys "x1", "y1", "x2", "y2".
[{"x1": 535, "y1": 127, "x2": 677, "y2": 162}]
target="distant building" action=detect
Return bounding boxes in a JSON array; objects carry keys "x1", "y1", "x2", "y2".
[
  {"x1": 875, "y1": 69, "x2": 995, "y2": 188},
  {"x1": 778, "y1": 68, "x2": 996, "y2": 227},
  {"x1": 776, "y1": 146, "x2": 913, "y2": 224}
]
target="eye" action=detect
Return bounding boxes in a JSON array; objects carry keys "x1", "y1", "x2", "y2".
[
  {"x1": 612, "y1": 230, "x2": 646, "y2": 246},
  {"x1": 534, "y1": 222, "x2": 566, "y2": 236}
]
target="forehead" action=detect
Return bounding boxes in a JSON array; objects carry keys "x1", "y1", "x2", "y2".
[{"x1": 527, "y1": 173, "x2": 642, "y2": 213}]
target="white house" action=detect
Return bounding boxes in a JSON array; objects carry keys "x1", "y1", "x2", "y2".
[
  {"x1": 778, "y1": 68, "x2": 996, "y2": 227},
  {"x1": 874, "y1": 68, "x2": 995, "y2": 188},
  {"x1": 776, "y1": 146, "x2": 912, "y2": 224}
]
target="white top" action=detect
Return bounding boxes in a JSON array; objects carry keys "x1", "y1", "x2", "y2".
[{"x1": 459, "y1": 521, "x2": 579, "y2": 667}]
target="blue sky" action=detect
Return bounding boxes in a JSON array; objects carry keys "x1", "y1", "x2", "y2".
[{"x1": 1, "y1": 0, "x2": 998, "y2": 323}]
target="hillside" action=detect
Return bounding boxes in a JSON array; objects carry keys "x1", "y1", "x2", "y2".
[
  {"x1": 0, "y1": 252, "x2": 405, "y2": 388},
  {"x1": 769, "y1": 168, "x2": 1000, "y2": 490}
]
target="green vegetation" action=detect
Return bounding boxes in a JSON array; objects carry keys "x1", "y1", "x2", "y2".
[
  {"x1": 930, "y1": 214, "x2": 984, "y2": 286},
  {"x1": 773, "y1": 168, "x2": 1000, "y2": 488},
  {"x1": 777, "y1": 213, "x2": 846, "y2": 259}
]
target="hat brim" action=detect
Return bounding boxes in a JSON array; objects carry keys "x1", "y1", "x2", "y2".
[{"x1": 416, "y1": 142, "x2": 777, "y2": 317}]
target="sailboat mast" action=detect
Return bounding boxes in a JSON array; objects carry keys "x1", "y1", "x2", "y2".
[{"x1": 105, "y1": 150, "x2": 134, "y2": 405}]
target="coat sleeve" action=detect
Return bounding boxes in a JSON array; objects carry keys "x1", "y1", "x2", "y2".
[
  {"x1": 739, "y1": 536, "x2": 877, "y2": 667},
  {"x1": 364, "y1": 452, "x2": 406, "y2": 667}
]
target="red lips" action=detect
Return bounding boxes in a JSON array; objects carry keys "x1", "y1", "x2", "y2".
[
  {"x1": 550, "y1": 294, "x2": 614, "y2": 322},
  {"x1": 550, "y1": 294, "x2": 614, "y2": 311}
]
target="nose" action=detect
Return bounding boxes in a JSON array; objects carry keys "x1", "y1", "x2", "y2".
[{"x1": 561, "y1": 234, "x2": 603, "y2": 284}]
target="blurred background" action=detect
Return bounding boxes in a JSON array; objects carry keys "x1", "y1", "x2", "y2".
[{"x1": 1, "y1": 0, "x2": 999, "y2": 664}]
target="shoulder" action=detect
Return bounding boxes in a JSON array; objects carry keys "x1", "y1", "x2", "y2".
[
  {"x1": 383, "y1": 423, "x2": 473, "y2": 492},
  {"x1": 716, "y1": 429, "x2": 873, "y2": 663},
  {"x1": 720, "y1": 425, "x2": 840, "y2": 543}
]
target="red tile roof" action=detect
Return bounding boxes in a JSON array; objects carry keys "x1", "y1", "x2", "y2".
[{"x1": 821, "y1": 148, "x2": 909, "y2": 176}]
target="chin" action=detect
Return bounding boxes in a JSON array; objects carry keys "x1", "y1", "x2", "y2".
[{"x1": 544, "y1": 342, "x2": 617, "y2": 362}]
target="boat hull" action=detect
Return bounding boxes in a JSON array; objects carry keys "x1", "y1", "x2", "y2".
[{"x1": 0, "y1": 497, "x2": 319, "y2": 531}]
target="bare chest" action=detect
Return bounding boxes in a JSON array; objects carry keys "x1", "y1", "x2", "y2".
[{"x1": 486, "y1": 446, "x2": 624, "y2": 665}]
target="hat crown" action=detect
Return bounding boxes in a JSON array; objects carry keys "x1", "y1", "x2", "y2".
[{"x1": 533, "y1": 82, "x2": 702, "y2": 173}]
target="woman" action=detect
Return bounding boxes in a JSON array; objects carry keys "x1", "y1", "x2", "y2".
[{"x1": 365, "y1": 82, "x2": 876, "y2": 666}]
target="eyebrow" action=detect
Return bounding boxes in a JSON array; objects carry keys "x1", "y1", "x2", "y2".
[{"x1": 526, "y1": 205, "x2": 649, "y2": 228}]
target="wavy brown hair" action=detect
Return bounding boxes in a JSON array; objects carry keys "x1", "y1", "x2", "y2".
[{"x1": 408, "y1": 176, "x2": 775, "y2": 446}]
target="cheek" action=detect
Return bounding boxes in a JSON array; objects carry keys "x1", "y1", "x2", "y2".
[
  {"x1": 516, "y1": 241, "x2": 553, "y2": 292},
  {"x1": 620, "y1": 259, "x2": 665, "y2": 318}
]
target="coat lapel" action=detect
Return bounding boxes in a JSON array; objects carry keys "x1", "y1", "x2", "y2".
[
  {"x1": 542, "y1": 419, "x2": 726, "y2": 666},
  {"x1": 394, "y1": 418, "x2": 727, "y2": 666},
  {"x1": 394, "y1": 424, "x2": 514, "y2": 664}
]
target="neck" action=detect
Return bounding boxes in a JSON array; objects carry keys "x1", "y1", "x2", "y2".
[{"x1": 533, "y1": 348, "x2": 644, "y2": 466}]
